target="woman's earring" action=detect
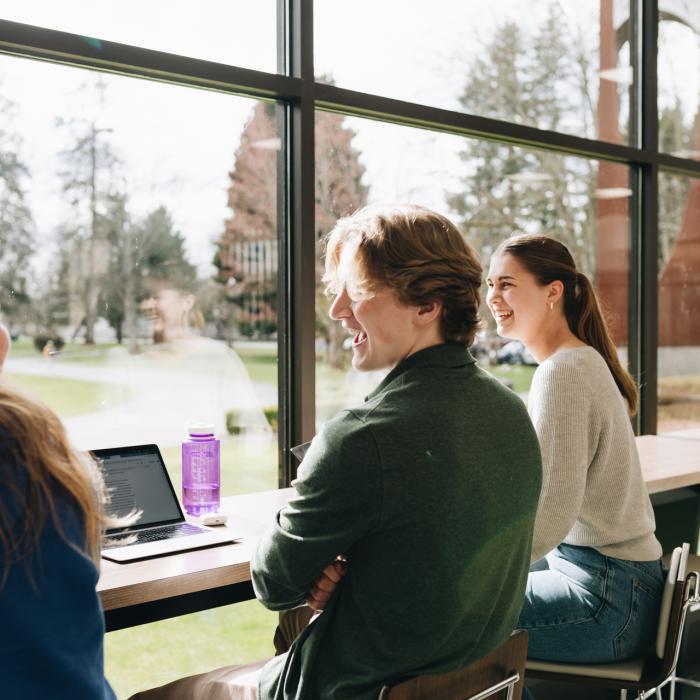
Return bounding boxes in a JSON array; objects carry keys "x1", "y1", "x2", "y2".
[{"x1": 549, "y1": 302, "x2": 554, "y2": 311}]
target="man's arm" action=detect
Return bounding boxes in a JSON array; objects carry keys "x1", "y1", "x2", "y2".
[{"x1": 252, "y1": 412, "x2": 382, "y2": 611}]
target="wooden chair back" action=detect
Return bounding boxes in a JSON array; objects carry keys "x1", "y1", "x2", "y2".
[{"x1": 378, "y1": 629, "x2": 528, "y2": 700}]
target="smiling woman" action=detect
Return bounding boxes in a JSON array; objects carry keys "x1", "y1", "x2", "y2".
[{"x1": 485, "y1": 234, "x2": 663, "y2": 674}]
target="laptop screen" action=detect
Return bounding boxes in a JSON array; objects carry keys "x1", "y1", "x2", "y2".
[{"x1": 93, "y1": 444, "x2": 183, "y2": 533}]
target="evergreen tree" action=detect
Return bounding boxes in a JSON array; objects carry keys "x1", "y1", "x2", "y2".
[
  {"x1": 449, "y1": 6, "x2": 598, "y2": 278},
  {"x1": 215, "y1": 100, "x2": 368, "y2": 364}
]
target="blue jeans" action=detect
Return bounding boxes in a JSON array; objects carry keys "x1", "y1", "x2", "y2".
[{"x1": 519, "y1": 544, "x2": 664, "y2": 664}]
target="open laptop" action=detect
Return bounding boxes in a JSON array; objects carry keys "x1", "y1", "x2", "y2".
[{"x1": 94, "y1": 444, "x2": 239, "y2": 563}]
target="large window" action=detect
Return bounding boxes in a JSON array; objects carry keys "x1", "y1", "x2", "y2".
[
  {"x1": 315, "y1": 0, "x2": 632, "y2": 143},
  {"x1": 0, "y1": 54, "x2": 279, "y2": 497},
  {"x1": 658, "y1": 6, "x2": 700, "y2": 161},
  {"x1": 1, "y1": 0, "x2": 278, "y2": 71},
  {"x1": 658, "y1": 171, "x2": 700, "y2": 432},
  {"x1": 314, "y1": 116, "x2": 632, "y2": 416}
]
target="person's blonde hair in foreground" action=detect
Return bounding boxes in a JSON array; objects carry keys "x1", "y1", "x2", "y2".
[
  {"x1": 0, "y1": 381, "x2": 123, "y2": 698},
  {"x1": 129, "y1": 204, "x2": 541, "y2": 700}
]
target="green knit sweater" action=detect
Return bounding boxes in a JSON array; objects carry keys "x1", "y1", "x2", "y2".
[{"x1": 252, "y1": 343, "x2": 541, "y2": 700}]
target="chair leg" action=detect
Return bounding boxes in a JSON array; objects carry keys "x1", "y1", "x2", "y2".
[{"x1": 619, "y1": 689, "x2": 627, "y2": 700}]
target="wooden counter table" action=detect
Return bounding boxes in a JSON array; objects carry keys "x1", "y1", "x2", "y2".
[
  {"x1": 99, "y1": 431, "x2": 700, "y2": 631},
  {"x1": 98, "y1": 488, "x2": 293, "y2": 631},
  {"x1": 637, "y1": 432, "x2": 700, "y2": 494}
]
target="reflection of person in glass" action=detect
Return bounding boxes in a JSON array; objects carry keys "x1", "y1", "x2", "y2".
[
  {"x1": 486, "y1": 234, "x2": 663, "y2": 671},
  {"x1": 64, "y1": 276, "x2": 271, "y2": 452},
  {"x1": 122, "y1": 276, "x2": 271, "y2": 446},
  {"x1": 140, "y1": 279, "x2": 204, "y2": 346}
]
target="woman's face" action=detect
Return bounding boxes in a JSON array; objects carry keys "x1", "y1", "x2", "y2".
[
  {"x1": 141, "y1": 287, "x2": 194, "y2": 339},
  {"x1": 486, "y1": 253, "x2": 551, "y2": 345}
]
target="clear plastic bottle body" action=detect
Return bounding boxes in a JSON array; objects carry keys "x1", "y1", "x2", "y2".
[{"x1": 182, "y1": 430, "x2": 220, "y2": 515}]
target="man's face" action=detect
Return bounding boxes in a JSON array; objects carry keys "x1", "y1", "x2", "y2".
[{"x1": 328, "y1": 247, "x2": 423, "y2": 372}]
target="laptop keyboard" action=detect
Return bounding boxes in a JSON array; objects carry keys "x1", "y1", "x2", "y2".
[{"x1": 105, "y1": 522, "x2": 204, "y2": 548}]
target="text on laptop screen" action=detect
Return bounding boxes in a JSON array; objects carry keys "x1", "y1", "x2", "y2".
[{"x1": 100, "y1": 447, "x2": 181, "y2": 528}]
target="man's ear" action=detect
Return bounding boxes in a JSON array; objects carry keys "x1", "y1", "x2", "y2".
[{"x1": 415, "y1": 300, "x2": 442, "y2": 326}]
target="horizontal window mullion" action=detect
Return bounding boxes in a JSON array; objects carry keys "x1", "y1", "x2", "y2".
[
  {"x1": 313, "y1": 83, "x2": 672, "y2": 168},
  {"x1": 655, "y1": 154, "x2": 700, "y2": 179},
  {"x1": 0, "y1": 19, "x2": 301, "y2": 101}
]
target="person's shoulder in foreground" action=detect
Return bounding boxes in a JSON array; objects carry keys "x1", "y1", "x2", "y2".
[
  {"x1": 253, "y1": 204, "x2": 542, "y2": 700},
  {"x1": 0, "y1": 382, "x2": 117, "y2": 700}
]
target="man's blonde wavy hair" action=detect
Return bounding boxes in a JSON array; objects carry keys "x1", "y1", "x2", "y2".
[{"x1": 323, "y1": 204, "x2": 483, "y2": 346}]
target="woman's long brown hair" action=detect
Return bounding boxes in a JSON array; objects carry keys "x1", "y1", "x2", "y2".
[
  {"x1": 0, "y1": 382, "x2": 126, "y2": 587},
  {"x1": 496, "y1": 234, "x2": 638, "y2": 415}
]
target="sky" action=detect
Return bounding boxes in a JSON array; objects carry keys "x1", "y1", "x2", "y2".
[{"x1": 1, "y1": 1, "x2": 698, "y2": 283}]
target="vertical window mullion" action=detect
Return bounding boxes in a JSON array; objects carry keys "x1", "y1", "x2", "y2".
[
  {"x1": 278, "y1": 0, "x2": 316, "y2": 486},
  {"x1": 637, "y1": 0, "x2": 659, "y2": 434}
]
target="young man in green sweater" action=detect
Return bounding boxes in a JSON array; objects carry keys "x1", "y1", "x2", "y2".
[{"x1": 132, "y1": 204, "x2": 541, "y2": 700}]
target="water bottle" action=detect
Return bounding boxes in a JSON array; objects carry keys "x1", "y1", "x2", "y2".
[{"x1": 182, "y1": 423, "x2": 220, "y2": 515}]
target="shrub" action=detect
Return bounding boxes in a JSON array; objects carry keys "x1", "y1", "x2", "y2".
[{"x1": 226, "y1": 406, "x2": 278, "y2": 435}]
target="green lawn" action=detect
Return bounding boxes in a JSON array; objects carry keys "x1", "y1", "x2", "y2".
[
  {"x1": 483, "y1": 363, "x2": 536, "y2": 394},
  {"x1": 104, "y1": 601, "x2": 278, "y2": 699},
  {"x1": 4, "y1": 372, "x2": 125, "y2": 417},
  {"x1": 9, "y1": 336, "x2": 119, "y2": 364},
  {"x1": 236, "y1": 345, "x2": 278, "y2": 385}
]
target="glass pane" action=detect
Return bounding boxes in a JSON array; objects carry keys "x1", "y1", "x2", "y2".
[
  {"x1": 0, "y1": 53, "x2": 280, "y2": 696},
  {"x1": 1, "y1": 1, "x2": 277, "y2": 72},
  {"x1": 313, "y1": 115, "x2": 631, "y2": 424},
  {"x1": 658, "y1": 172, "x2": 700, "y2": 433},
  {"x1": 0, "y1": 54, "x2": 279, "y2": 493},
  {"x1": 315, "y1": 0, "x2": 632, "y2": 144},
  {"x1": 658, "y1": 7, "x2": 700, "y2": 161}
]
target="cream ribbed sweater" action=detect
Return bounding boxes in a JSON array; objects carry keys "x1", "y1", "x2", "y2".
[{"x1": 528, "y1": 346, "x2": 662, "y2": 563}]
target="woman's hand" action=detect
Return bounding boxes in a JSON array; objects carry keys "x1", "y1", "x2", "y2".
[{"x1": 306, "y1": 557, "x2": 348, "y2": 611}]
